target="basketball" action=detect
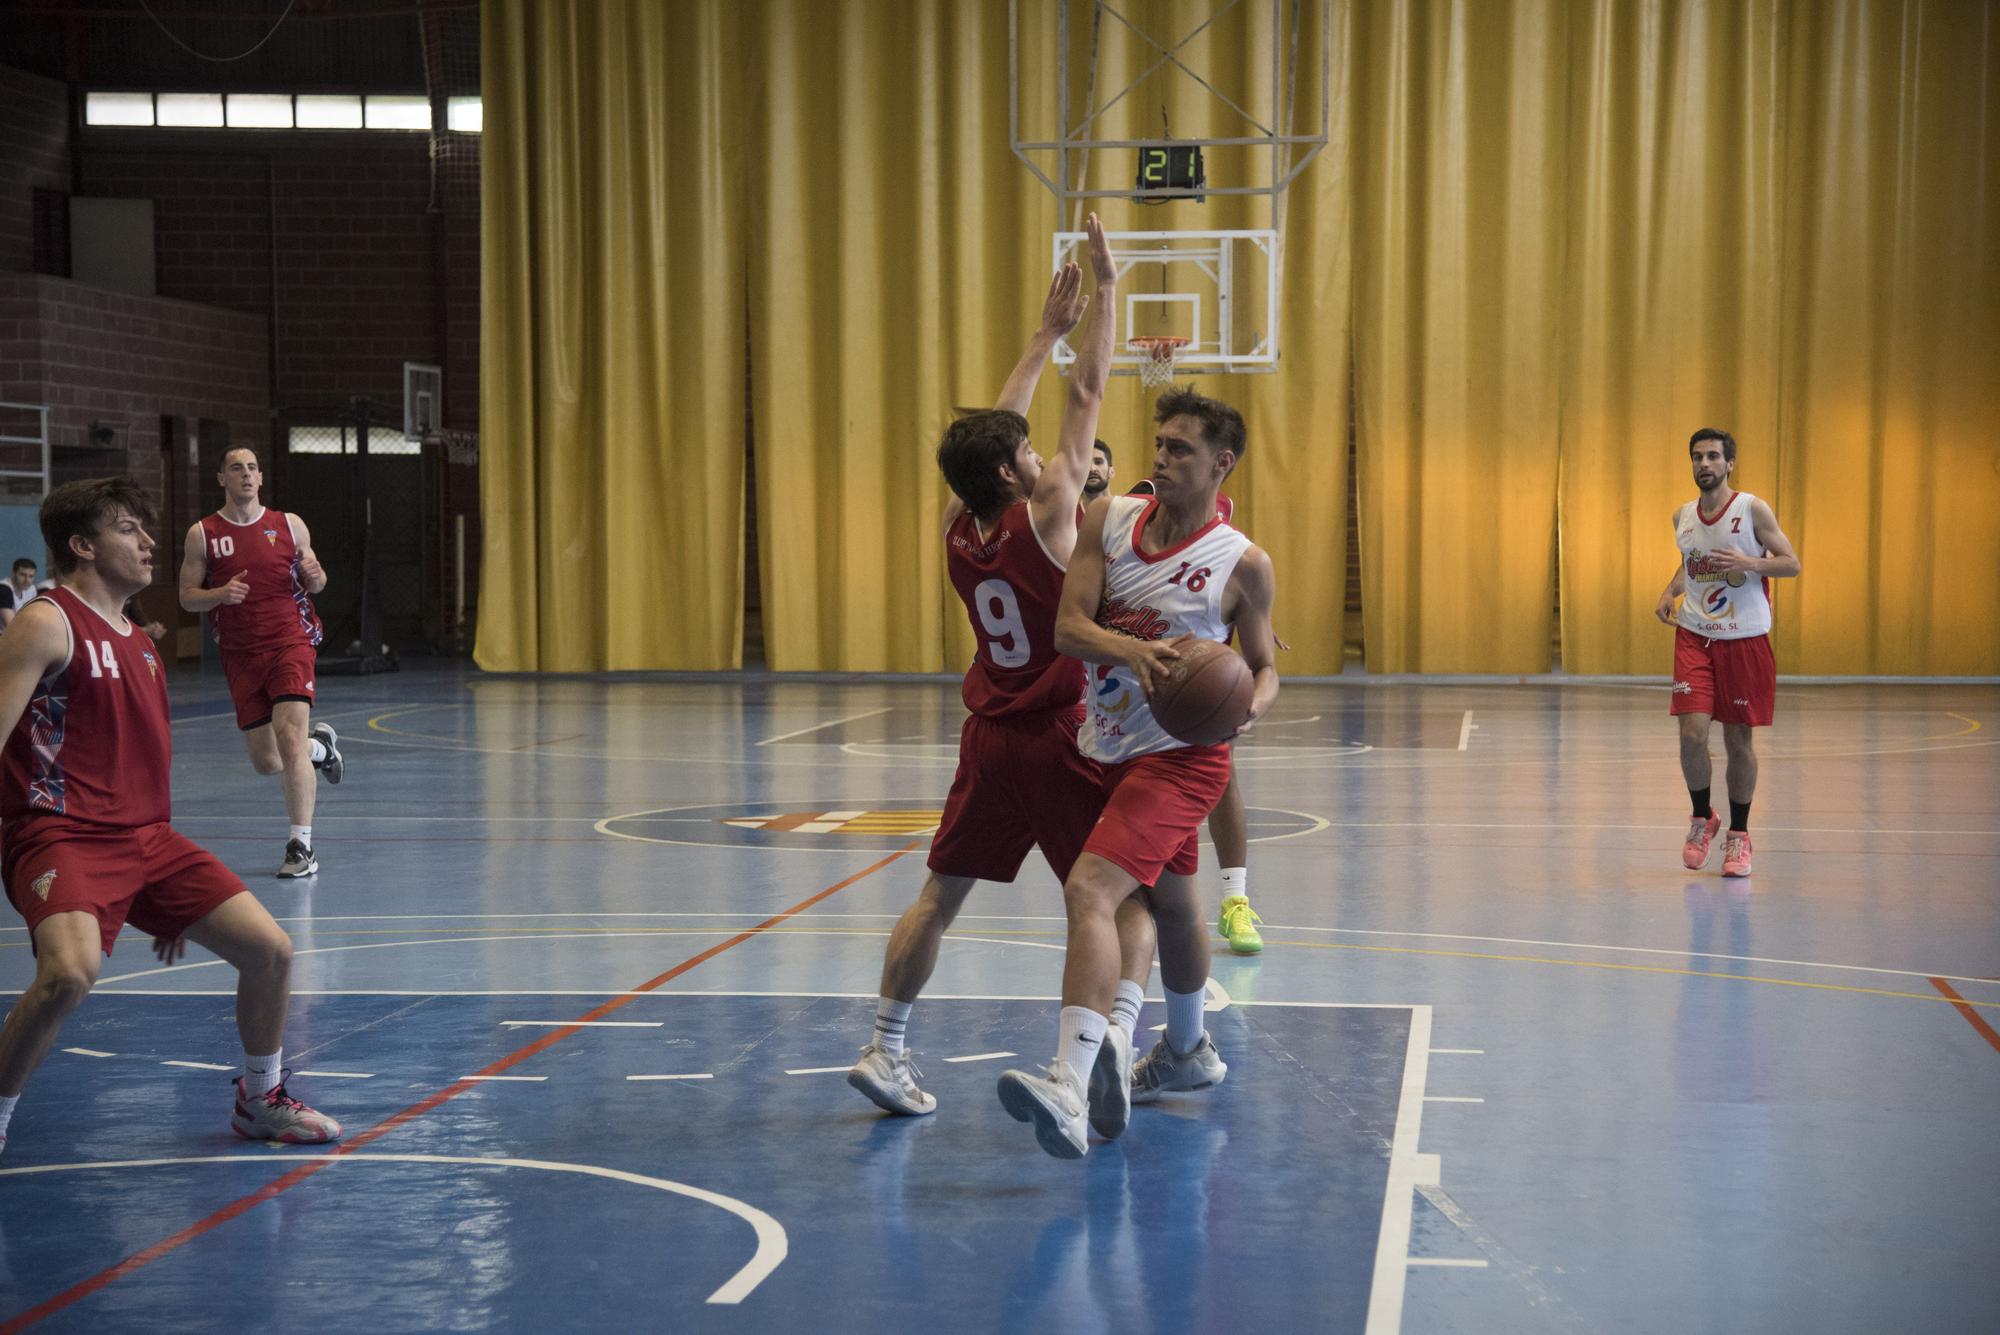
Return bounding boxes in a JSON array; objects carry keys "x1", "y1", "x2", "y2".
[{"x1": 1149, "y1": 639, "x2": 1254, "y2": 745}]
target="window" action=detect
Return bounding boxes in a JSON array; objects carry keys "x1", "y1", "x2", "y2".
[
  {"x1": 85, "y1": 93, "x2": 154, "y2": 127},
  {"x1": 295, "y1": 95, "x2": 363, "y2": 129},
  {"x1": 226, "y1": 94, "x2": 293, "y2": 128},
  {"x1": 155, "y1": 93, "x2": 224, "y2": 128},
  {"x1": 447, "y1": 97, "x2": 482, "y2": 133},
  {"x1": 288, "y1": 426, "x2": 419, "y2": 457},
  {"x1": 364, "y1": 96, "x2": 431, "y2": 131}
]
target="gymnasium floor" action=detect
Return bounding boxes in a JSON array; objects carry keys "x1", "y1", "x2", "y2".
[{"x1": 2, "y1": 662, "x2": 1996, "y2": 1334}]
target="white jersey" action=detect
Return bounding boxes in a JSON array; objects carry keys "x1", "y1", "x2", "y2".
[
  {"x1": 1082, "y1": 495, "x2": 1252, "y2": 763},
  {"x1": 1675, "y1": 490, "x2": 1773, "y2": 639}
]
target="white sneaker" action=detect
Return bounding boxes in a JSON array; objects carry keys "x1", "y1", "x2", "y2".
[
  {"x1": 1130, "y1": 1032, "x2": 1228, "y2": 1104},
  {"x1": 846, "y1": 1042, "x2": 937, "y2": 1116},
  {"x1": 997, "y1": 1061, "x2": 1089, "y2": 1160},
  {"x1": 1088, "y1": 1024, "x2": 1133, "y2": 1140}
]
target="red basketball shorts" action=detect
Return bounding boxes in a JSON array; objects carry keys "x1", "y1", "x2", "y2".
[
  {"x1": 4, "y1": 817, "x2": 249, "y2": 955},
  {"x1": 221, "y1": 639, "x2": 318, "y2": 730},
  {"x1": 928, "y1": 706, "x2": 1107, "y2": 884},
  {"x1": 1670, "y1": 628, "x2": 1776, "y2": 727},
  {"x1": 1082, "y1": 742, "x2": 1234, "y2": 886}
]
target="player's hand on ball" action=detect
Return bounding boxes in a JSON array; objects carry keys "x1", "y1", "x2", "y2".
[
  {"x1": 219, "y1": 571, "x2": 251, "y2": 605},
  {"x1": 1128, "y1": 633, "x2": 1190, "y2": 700},
  {"x1": 152, "y1": 934, "x2": 187, "y2": 965},
  {"x1": 1039, "y1": 263, "x2": 1085, "y2": 339}
]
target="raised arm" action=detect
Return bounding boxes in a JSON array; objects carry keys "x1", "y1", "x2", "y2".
[
  {"x1": 994, "y1": 261, "x2": 1085, "y2": 416},
  {"x1": 1028, "y1": 213, "x2": 1119, "y2": 557},
  {"x1": 1223, "y1": 546, "x2": 1281, "y2": 728},
  {"x1": 178, "y1": 522, "x2": 247, "y2": 613},
  {"x1": 288, "y1": 513, "x2": 328, "y2": 594},
  {"x1": 0, "y1": 599, "x2": 71, "y2": 740},
  {"x1": 1054, "y1": 497, "x2": 1184, "y2": 696}
]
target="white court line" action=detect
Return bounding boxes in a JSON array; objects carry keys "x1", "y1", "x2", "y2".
[
  {"x1": 63, "y1": 1047, "x2": 115, "y2": 1058},
  {"x1": 460, "y1": 1074, "x2": 546, "y2": 1082},
  {"x1": 1408, "y1": 1257, "x2": 1489, "y2": 1269},
  {"x1": 1425, "y1": 1096, "x2": 1483, "y2": 1103},
  {"x1": 755, "y1": 707, "x2": 893, "y2": 746},
  {"x1": 294, "y1": 1070, "x2": 374, "y2": 1079},
  {"x1": 942, "y1": 1051, "x2": 1016, "y2": 1064},
  {"x1": 784, "y1": 1065, "x2": 852, "y2": 1076},
  {"x1": 1458, "y1": 710, "x2": 1473, "y2": 751},
  {"x1": 1429, "y1": 1048, "x2": 1483, "y2": 1055},
  {"x1": 500, "y1": 1020, "x2": 664, "y2": 1028},
  {"x1": 627, "y1": 1073, "x2": 714, "y2": 1081},
  {"x1": 162, "y1": 1060, "x2": 233, "y2": 1071},
  {"x1": 1364, "y1": 1005, "x2": 1437, "y2": 1335},
  {"x1": 0, "y1": 1154, "x2": 786, "y2": 1304}
]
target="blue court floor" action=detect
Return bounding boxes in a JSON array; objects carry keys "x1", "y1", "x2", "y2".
[{"x1": 2, "y1": 663, "x2": 1997, "y2": 1333}]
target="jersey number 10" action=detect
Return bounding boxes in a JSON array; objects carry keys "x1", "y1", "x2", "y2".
[{"x1": 209, "y1": 536, "x2": 235, "y2": 560}]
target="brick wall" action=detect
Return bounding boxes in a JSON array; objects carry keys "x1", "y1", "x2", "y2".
[
  {"x1": 0, "y1": 65, "x2": 70, "y2": 276},
  {"x1": 75, "y1": 130, "x2": 479, "y2": 432}
]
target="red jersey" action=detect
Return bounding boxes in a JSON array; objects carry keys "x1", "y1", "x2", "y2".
[
  {"x1": 946, "y1": 500, "x2": 1085, "y2": 718},
  {"x1": 1, "y1": 587, "x2": 173, "y2": 828},
  {"x1": 198, "y1": 508, "x2": 323, "y2": 651}
]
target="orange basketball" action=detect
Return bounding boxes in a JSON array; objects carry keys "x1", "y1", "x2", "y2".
[{"x1": 1149, "y1": 640, "x2": 1254, "y2": 745}]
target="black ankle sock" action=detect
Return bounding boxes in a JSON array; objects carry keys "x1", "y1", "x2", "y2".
[
  {"x1": 1729, "y1": 800, "x2": 1751, "y2": 833},
  {"x1": 1690, "y1": 787, "x2": 1712, "y2": 820}
]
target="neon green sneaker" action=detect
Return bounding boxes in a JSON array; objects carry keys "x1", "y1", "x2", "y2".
[{"x1": 1218, "y1": 894, "x2": 1264, "y2": 955}]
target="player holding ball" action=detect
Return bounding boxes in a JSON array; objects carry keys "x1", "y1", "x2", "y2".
[{"x1": 997, "y1": 387, "x2": 1278, "y2": 1160}]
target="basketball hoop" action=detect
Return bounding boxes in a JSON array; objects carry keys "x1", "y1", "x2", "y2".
[{"x1": 1129, "y1": 335, "x2": 1190, "y2": 388}]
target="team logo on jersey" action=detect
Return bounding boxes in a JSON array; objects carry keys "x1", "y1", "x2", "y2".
[
  {"x1": 30, "y1": 869, "x2": 57, "y2": 902},
  {"x1": 1702, "y1": 585, "x2": 1731, "y2": 616},
  {"x1": 1098, "y1": 598, "x2": 1171, "y2": 641},
  {"x1": 140, "y1": 649, "x2": 159, "y2": 678},
  {"x1": 1093, "y1": 663, "x2": 1137, "y2": 718},
  {"x1": 1724, "y1": 572, "x2": 1747, "y2": 588},
  {"x1": 263, "y1": 529, "x2": 279, "y2": 545}
]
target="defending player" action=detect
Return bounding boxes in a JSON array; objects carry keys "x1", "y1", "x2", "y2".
[
  {"x1": 178, "y1": 447, "x2": 344, "y2": 878},
  {"x1": 1654, "y1": 428, "x2": 1801, "y2": 877},
  {"x1": 846, "y1": 217, "x2": 1121, "y2": 1115},
  {"x1": 0, "y1": 478, "x2": 340, "y2": 1160},
  {"x1": 997, "y1": 388, "x2": 1280, "y2": 1159}
]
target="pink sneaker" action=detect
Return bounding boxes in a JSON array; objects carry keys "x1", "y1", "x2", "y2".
[
  {"x1": 1682, "y1": 810, "x2": 1722, "y2": 869},
  {"x1": 1721, "y1": 831, "x2": 1753, "y2": 877},
  {"x1": 232, "y1": 1075, "x2": 342, "y2": 1144}
]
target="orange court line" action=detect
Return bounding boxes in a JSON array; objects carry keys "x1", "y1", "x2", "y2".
[
  {"x1": 0, "y1": 843, "x2": 923, "y2": 1333},
  {"x1": 1930, "y1": 976, "x2": 2000, "y2": 1054}
]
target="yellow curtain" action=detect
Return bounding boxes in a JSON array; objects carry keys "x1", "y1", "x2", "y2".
[
  {"x1": 1351, "y1": 0, "x2": 1570, "y2": 673},
  {"x1": 747, "y1": 0, "x2": 1351, "y2": 673},
  {"x1": 477, "y1": 0, "x2": 747, "y2": 671},
  {"x1": 1558, "y1": 1, "x2": 1785, "y2": 674},
  {"x1": 1773, "y1": 0, "x2": 2000, "y2": 674}
]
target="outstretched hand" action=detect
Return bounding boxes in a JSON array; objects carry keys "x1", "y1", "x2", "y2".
[
  {"x1": 1039, "y1": 262, "x2": 1086, "y2": 340},
  {"x1": 1085, "y1": 212, "x2": 1118, "y2": 286}
]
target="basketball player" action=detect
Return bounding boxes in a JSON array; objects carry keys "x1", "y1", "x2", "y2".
[
  {"x1": 0, "y1": 478, "x2": 340, "y2": 1160},
  {"x1": 847, "y1": 217, "x2": 1121, "y2": 1116},
  {"x1": 998, "y1": 388, "x2": 1280, "y2": 1159},
  {"x1": 1083, "y1": 440, "x2": 1115, "y2": 501},
  {"x1": 1654, "y1": 428, "x2": 1800, "y2": 877},
  {"x1": 178, "y1": 447, "x2": 344, "y2": 878},
  {"x1": 1119, "y1": 456, "x2": 1265, "y2": 954}
]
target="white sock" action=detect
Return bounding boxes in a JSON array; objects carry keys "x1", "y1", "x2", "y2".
[
  {"x1": 310, "y1": 738, "x2": 328, "y2": 765},
  {"x1": 0, "y1": 1093, "x2": 19, "y2": 1139},
  {"x1": 243, "y1": 1050, "x2": 282, "y2": 1097},
  {"x1": 1108, "y1": 980, "x2": 1145, "y2": 1043},
  {"x1": 872, "y1": 998, "x2": 912, "y2": 1057},
  {"x1": 1220, "y1": 866, "x2": 1248, "y2": 901},
  {"x1": 1165, "y1": 984, "x2": 1206, "y2": 1055},
  {"x1": 290, "y1": 825, "x2": 311, "y2": 847},
  {"x1": 1056, "y1": 1006, "x2": 1108, "y2": 1085}
]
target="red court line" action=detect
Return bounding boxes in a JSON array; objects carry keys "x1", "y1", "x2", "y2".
[
  {"x1": 1, "y1": 843, "x2": 921, "y2": 1333},
  {"x1": 1930, "y1": 977, "x2": 2000, "y2": 1054}
]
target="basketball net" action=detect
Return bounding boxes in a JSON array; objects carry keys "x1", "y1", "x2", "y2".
[{"x1": 1130, "y1": 336, "x2": 1189, "y2": 389}]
